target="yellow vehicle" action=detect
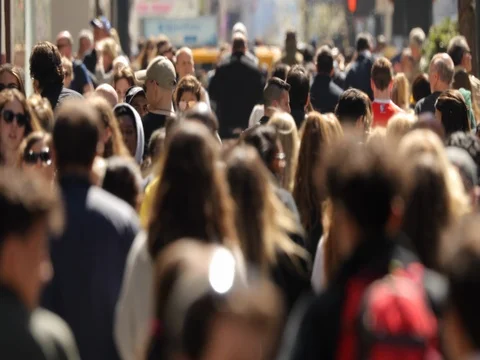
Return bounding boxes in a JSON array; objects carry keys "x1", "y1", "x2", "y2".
[{"x1": 192, "y1": 46, "x2": 281, "y2": 73}]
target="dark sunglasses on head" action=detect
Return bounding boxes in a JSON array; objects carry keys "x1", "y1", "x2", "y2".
[
  {"x1": 2, "y1": 109, "x2": 29, "y2": 127},
  {"x1": 0, "y1": 83, "x2": 19, "y2": 92},
  {"x1": 24, "y1": 148, "x2": 51, "y2": 165}
]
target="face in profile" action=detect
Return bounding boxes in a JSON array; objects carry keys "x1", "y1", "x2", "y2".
[
  {"x1": 118, "y1": 114, "x2": 137, "y2": 156},
  {"x1": 0, "y1": 98, "x2": 27, "y2": 152}
]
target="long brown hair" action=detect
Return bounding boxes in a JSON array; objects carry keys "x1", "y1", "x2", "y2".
[
  {"x1": 0, "y1": 89, "x2": 41, "y2": 136},
  {"x1": 293, "y1": 112, "x2": 342, "y2": 234},
  {"x1": 87, "y1": 95, "x2": 130, "y2": 158},
  {"x1": 147, "y1": 122, "x2": 237, "y2": 257},
  {"x1": 135, "y1": 38, "x2": 156, "y2": 70},
  {"x1": 226, "y1": 145, "x2": 306, "y2": 272}
]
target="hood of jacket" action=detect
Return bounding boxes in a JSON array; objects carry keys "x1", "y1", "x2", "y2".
[{"x1": 114, "y1": 103, "x2": 145, "y2": 163}]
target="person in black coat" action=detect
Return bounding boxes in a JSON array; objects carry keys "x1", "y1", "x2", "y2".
[
  {"x1": 310, "y1": 46, "x2": 343, "y2": 114},
  {"x1": 345, "y1": 33, "x2": 374, "y2": 100},
  {"x1": 209, "y1": 34, "x2": 264, "y2": 138}
]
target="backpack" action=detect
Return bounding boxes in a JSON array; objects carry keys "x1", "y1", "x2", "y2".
[{"x1": 356, "y1": 262, "x2": 441, "y2": 360}]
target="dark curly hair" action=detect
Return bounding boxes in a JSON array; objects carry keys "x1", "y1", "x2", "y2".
[{"x1": 29, "y1": 41, "x2": 64, "y2": 91}]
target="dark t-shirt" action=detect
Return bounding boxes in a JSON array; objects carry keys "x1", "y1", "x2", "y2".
[
  {"x1": 70, "y1": 60, "x2": 92, "y2": 95},
  {"x1": 142, "y1": 112, "x2": 168, "y2": 148},
  {"x1": 415, "y1": 91, "x2": 442, "y2": 115}
]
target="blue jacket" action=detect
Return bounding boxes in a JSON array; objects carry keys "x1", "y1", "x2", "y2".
[
  {"x1": 345, "y1": 52, "x2": 374, "y2": 100},
  {"x1": 42, "y1": 175, "x2": 140, "y2": 360}
]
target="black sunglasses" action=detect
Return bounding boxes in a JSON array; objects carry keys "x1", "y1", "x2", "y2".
[
  {"x1": 0, "y1": 83, "x2": 19, "y2": 92},
  {"x1": 2, "y1": 109, "x2": 29, "y2": 127},
  {"x1": 24, "y1": 148, "x2": 51, "y2": 165}
]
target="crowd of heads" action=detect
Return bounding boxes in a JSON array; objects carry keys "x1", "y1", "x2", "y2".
[{"x1": 3, "y1": 16, "x2": 480, "y2": 360}]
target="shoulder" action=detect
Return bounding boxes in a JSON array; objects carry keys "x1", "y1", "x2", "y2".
[
  {"x1": 60, "y1": 88, "x2": 83, "y2": 99},
  {"x1": 330, "y1": 81, "x2": 343, "y2": 96},
  {"x1": 30, "y1": 308, "x2": 80, "y2": 360},
  {"x1": 87, "y1": 186, "x2": 140, "y2": 228}
]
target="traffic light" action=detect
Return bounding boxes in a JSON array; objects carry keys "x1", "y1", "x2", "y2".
[{"x1": 347, "y1": 0, "x2": 376, "y2": 16}]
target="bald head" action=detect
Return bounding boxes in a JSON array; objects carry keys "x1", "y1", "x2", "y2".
[
  {"x1": 232, "y1": 33, "x2": 247, "y2": 54},
  {"x1": 94, "y1": 84, "x2": 118, "y2": 108},
  {"x1": 175, "y1": 47, "x2": 194, "y2": 79},
  {"x1": 56, "y1": 31, "x2": 74, "y2": 58},
  {"x1": 429, "y1": 53, "x2": 454, "y2": 92}
]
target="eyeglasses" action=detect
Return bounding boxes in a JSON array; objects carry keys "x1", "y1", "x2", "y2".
[
  {"x1": 178, "y1": 100, "x2": 197, "y2": 111},
  {"x1": 2, "y1": 109, "x2": 29, "y2": 127},
  {"x1": 0, "y1": 83, "x2": 19, "y2": 92},
  {"x1": 24, "y1": 148, "x2": 52, "y2": 166}
]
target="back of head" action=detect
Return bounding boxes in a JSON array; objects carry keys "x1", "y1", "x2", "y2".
[
  {"x1": 447, "y1": 35, "x2": 470, "y2": 67},
  {"x1": 335, "y1": 88, "x2": 372, "y2": 131},
  {"x1": 148, "y1": 122, "x2": 233, "y2": 256},
  {"x1": 391, "y1": 73, "x2": 410, "y2": 110},
  {"x1": 453, "y1": 69, "x2": 472, "y2": 92},
  {"x1": 232, "y1": 34, "x2": 247, "y2": 54},
  {"x1": 315, "y1": 46, "x2": 334, "y2": 75},
  {"x1": 264, "y1": 77, "x2": 290, "y2": 107},
  {"x1": 95, "y1": 84, "x2": 119, "y2": 108},
  {"x1": 371, "y1": 57, "x2": 393, "y2": 91},
  {"x1": 386, "y1": 113, "x2": 415, "y2": 141},
  {"x1": 435, "y1": 89, "x2": 470, "y2": 136},
  {"x1": 102, "y1": 156, "x2": 142, "y2": 209},
  {"x1": 412, "y1": 74, "x2": 431, "y2": 103},
  {"x1": 444, "y1": 214, "x2": 480, "y2": 353},
  {"x1": 271, "y1": 63, "x2": 290, "y2": 81},
  {"x1": 324, "y1": 135, "x2": 404, "y2": 238},
  {"x1": 403, "y1": 154, "x2": 449, "y2": 269},
  {"x1": 29, "y1": 41, "x2": 64, "y2": 91},
  {"x1": 53, "y1": 99, "x2": 100, "y2": 172},
  {"x1": 241, "y1": 125, "x2": 279, "y2": 169},
  {"x1": 356, "y1": 33, "x2": 372, "y2": 52},
  {"x1": 286, "y1": 65, "x2": 309, "y2": 110},
  {"x1": 182, "y1": 102, "x2": 220, "y2": 134},
  {"x1": 28, "y1": 94, "x2": 54, "y2": 132},
  {"x1": 430, "y1": 53, "x2": 455, "y2": 86},
  {"x1": 446, "y1": 131, "x2": 480, "y2": 182}
]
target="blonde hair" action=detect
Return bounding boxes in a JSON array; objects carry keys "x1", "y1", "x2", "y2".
[
  {"x1": 226, "y1": 145, "x2": 307, "y2": 272},
  {"x1": 267, "y1": 112, "x2": 299, "y2": 192},
  {"x1": 386, "y1": 112, "x2": 415, "y2": 141},
  {"x1": 399, "y1": 129, "x2": 470, "y2": 219},
  {"x1": 366, "y1": 126, "x2": 386, "y2": 144},
  {"x1": 391, "y1": 73, "x2": 411, "y2": 111},
  {"x1": 100, "y1": 38, "x2": 118, "y2": 60}
]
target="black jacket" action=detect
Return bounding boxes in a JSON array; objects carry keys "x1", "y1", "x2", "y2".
[
  {"x1": 0, "y1": 285, "x2": 80, "y2": 360},
  {"x1": 345, "y1": 52, "x2": 374, "y2": 100},
  {"x1": 310, "y1": 74, "x2": 343, "y2": 114},
  {"x1": 415, "y1": 91, "x2": 442, "y2": 115},
  {"x1": 277, "y1": 238, "x2": 445, "y2": 360},
  {"x1": 209, "y1": 52, "x2": 264, "y2": 138}
]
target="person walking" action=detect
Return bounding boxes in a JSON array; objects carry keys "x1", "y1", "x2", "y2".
[
  {"x1": 415, "y1": 53, "x2": 454, "y2": 115},
  {"x1": 345, "y1": 33, "x2": 374, "y2": 99},
  {"x1": 42, "y1": 99, "x2": 140, "y2": 360},
  {"x1": 209, "y1": 33, "x2": 264, "y2": 138}
]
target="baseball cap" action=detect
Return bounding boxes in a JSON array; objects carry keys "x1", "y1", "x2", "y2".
[
  {"x1": 135, "y1": 56, "x2": 177, "y2": 90},
  {"x1": 90, "y1": 16, "x2": 112, "y2": 33},
  {"x1": 232, "y1": 22, "x2": 248, "y2": 38},
  {"x1": 125, "y1": 86, "x2": 145, "y2": 104}
]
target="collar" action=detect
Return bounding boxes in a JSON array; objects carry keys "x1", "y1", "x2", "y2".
[
  {"x1": 373, "y1": 99, "x2": 393, "y2": 104},
  {"x1": 149, "y1": 109, "x2": 174, "y2": 116}
]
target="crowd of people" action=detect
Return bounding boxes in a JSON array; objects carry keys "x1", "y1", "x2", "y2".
[{"x1": 3, "y1": 14, "x2": 480, "y2": 360}]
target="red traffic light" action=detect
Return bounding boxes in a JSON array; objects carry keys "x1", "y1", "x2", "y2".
[{"x1": 348, "y1": 0, "x2": 357, "y2": 13}]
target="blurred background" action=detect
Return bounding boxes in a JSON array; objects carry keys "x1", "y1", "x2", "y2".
[{"x1": 0, "y1": 0, "x2": 477, "y2": 74}]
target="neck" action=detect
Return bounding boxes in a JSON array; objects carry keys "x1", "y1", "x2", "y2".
[
  {"x1": 1, "y1": 145, "x2": 18, "y2": 167},
  {"x1": 264, "y1": 106, "x2": 275, "y2": 118},
  {"x1": 433, "y1": 83, "x2": 450, "y2": 93},
  {"x1": 373, "y1": 89, "x2": 391, "y2": 101},
  {"x1": 58, "y1": 166, "x2": 92, "y2": 181},
  {"x1": 149, "y1": 98, "x2": 173, "y2": 112}
]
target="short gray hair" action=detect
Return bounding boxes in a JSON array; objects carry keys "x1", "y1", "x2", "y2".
[
  {"x1": 409, "y1": 27, "x2": 426, "y2": 48},
  {"x1": 431, "y1": 53, "x2": 455, "y2": 85}
]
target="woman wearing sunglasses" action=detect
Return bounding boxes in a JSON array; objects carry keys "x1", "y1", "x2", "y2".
[
  {"x1": 173, "y1": 75, "x2": 202, "y2": 113},
  {"x1": 0, "y1": 89, "x2": 41, "y2": 166},
  {"x1": 19, "y1": 131, "x2": 54, "y2": 182}
]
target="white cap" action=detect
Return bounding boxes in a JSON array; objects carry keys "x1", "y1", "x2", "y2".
[{"x1": 232, "y1": 22, "x2": 248, "y2": 39}]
